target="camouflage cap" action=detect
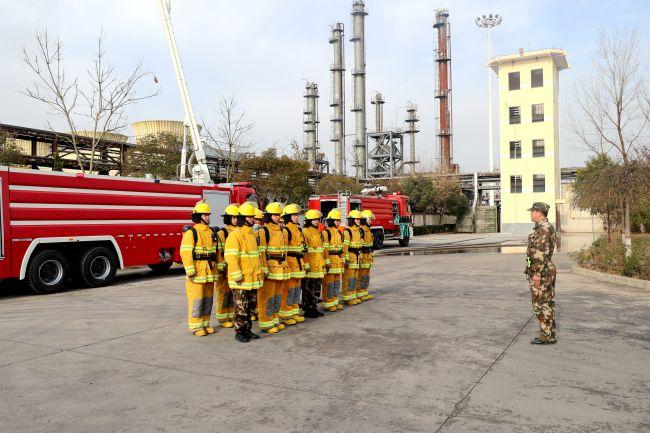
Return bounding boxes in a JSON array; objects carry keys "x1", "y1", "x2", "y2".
[{"x1": 527, "y1": 202, "x2": 550, "y2": 213}]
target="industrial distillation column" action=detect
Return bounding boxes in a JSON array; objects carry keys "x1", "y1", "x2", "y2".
[
  {"x1": 404, "y1": 102, "x2": 420, "y2": 175},
  {"x1": 350, "y1": 0, "x2": 368, "y2": 179},
  {"x1": 371, "y1": 92, "x2": 384, "y2": 132},
  {"x1": 329, "y1": 22, "x2": 346, "y2": 175},
  {"x1": 433, "y1": 9, "x2": 454, "y2": 172},
  {"x1": 303, "y1": 82, "x2": 320, "y2": 172}
]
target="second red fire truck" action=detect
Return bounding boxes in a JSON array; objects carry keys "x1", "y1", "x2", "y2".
[{"x1": 308, "y1": 188, "x2": 413, "y2": 249}]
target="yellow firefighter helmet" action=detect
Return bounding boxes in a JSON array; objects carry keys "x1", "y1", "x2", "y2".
[
  {"x1": 327, "y1": 209, "x2": 342, "y2": 220},
  {"x1": 361, "y1": 209, "x2": 375, "y2": 219},
  {"x1": 222, "y1": 204, "x2": 240, "y2": 216},
  {"x1": 238, "y1": 202, "x2": 257, "y2": 217},
  {"x1": 283, "y1": 203, "x2": 302, "y2": 215},
  {"x1": 254, "y1": 208, "x2": 264, "y2": 219},
  {"x1": 265, "y1": 202, "x2": 284, "y2": 215},
  {"x1": 304, "y1": 209, "x2": 322, "y2": 220},
  {"x1": 348, "y1": 209, "x2": 363, "y2": 219},
  {"x1": 193, "y1": 200, "x2": 211, "y2": 214}
]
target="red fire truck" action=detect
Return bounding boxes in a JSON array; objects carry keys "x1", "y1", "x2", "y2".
[
  {"x1": 0, "y1": 166, "x2": 258, "y2": 293},
  {"x1": 308, "y1": 189, "x2": 413, "y2": 249}
]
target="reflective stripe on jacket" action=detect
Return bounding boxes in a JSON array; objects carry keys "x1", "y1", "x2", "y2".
[
  {"x1": 323, "y1": 227, "x2": 345, "y2": 274},
  {"x1": 284, "y1": 222, "x2": 306, "y2": 278},
  {"x1": 303, "y1": 225, "x2": 326, "y2": 278},
  {"x1": 180, "y1": 223, "x2": 218, "y2": 283},
  {"x1": 360, "y1": 225, "x2": 374, "y2": 269},
  {"x1": 343, "y1": 225, "x2": 363, "y2": 270},
  {"x1": 215, "y1": 225, "x2": 235, "y2": 272},
  {"x1": 224, "y1": 225, "x2": 264, "y2": 290},
  {"x1": 258, "y1": 223, "x2": 289, "y2": 281}
]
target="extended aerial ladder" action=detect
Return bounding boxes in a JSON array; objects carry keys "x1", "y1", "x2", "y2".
[{"x1": 157, "y1": 0, "x2": 211, "y2": 183}]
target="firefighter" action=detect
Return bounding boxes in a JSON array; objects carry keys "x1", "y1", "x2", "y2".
[
  {"x1": 358, "y1": 209, "x2": 375, "y2": 301},
  {"x1": 322, "y1": 209, "x2": 345, "y2": 312},
  {"x1": 302, "y1": 209, "x2": 326, "y2": 318},
  {"x1": 224, "y1": 202, "x2": 265, "y2": 343},
  {"x1": 249, "y1": 206, "x2": 265, "y2": 321},
  {"x1": 342, "y1": 209, "x2": 363, "y2": 306},
  {"x1": 280, "y1": 203, "x2": 307, "y2": 325},
  {"x1": 180, "y1": 200, "x2": 218, "y2": 336},
  {"x1": 214, "y1": 204, "x2": 239, "y2": 328},
  {"x1": 257, "y1": 202, "x2": 289, "y2": 334}
]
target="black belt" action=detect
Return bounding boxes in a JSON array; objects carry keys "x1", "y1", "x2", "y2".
[
  {"x1": 328, "y1": 250, "x2": 343, "y2": 256},
  {"x1": 361, "y1": 247, "x2": 373, "y2": 253},
  {"x1": 193, "y1": 253, "x2": 217, "y2": 261},
  {"x1": 348, "y1": 248, "x2": 361, "y2": 254},
  {"x1": 287, "y1": 251, "x2": 305, "y2": 258},
  {"x1": 267, "y1": 254, "x2": 286, "y2": 262}
]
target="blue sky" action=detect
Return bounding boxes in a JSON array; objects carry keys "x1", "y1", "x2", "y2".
[{"x1": 1, "y1": 0, "x2": 648, "y2": 173}]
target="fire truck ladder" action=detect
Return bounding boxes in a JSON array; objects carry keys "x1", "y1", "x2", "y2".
[{"x1": 158, "y1": 0, "x2": 211, "y2": 183}]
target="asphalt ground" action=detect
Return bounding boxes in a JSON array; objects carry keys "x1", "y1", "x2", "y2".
[{"x1": 1, "y1": 238, "x2": 648, "y2": 432}]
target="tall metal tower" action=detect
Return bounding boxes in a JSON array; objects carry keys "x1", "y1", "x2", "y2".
[
  {"x1": 404, "y1": 102, "x2": 420, "y2": 175},
  {"x1": 350, "y1": 0, "x2": 368, "y2": 179},
  {"x1": 303, "y1": 81, "x2": 320, "y2": 172},
  {"x1": 433, "y1": 9, "x2": 454, "y2": 172},
  {"x1": 371, "y1": 92, "x2": 384, "y2": 132},
  {"x1": 329, "y1": 22, "x2": 346, "y2": 175}
]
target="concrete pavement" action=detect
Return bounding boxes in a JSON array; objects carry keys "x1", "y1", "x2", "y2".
[{"x1": 1, "y1": 245, "x2": 648, "y2": 432}]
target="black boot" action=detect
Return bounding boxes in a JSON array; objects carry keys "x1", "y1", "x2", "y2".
[
  {"x1": 245, "y1": 330, "x2": 260, "y2": 340},
  {"x1": 317, "y1": 310, "x2": 324, "y2": 317},
  {"x1": 235, "y1": 333, "x2": 250, "y2": 343},
  {"x1": 304, "y1": 309, "x2": 320, "y2": 318}
]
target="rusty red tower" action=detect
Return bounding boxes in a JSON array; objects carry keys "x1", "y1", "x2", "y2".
[{"x1": 433, "y1": 9, "x2": 454, "y2": 172}]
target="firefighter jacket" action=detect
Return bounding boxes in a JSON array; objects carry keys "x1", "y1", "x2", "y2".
[
  {"x1": 258, "y1": 222, "x2": 289, "y2": 281},
  {"x1": 224, "y1": 225, "x2": 264, "y2": 290},
  {"x1": 323, "y1": 226, "x2": 345, "y2": 274},
  {"x1": 360, "y1": 225, "x2": 374, "y2": 269},
  {"x1": 215, "y1": 225, "x2": 236, "y2": 272},
  {"x1": 180, "y1": 222, "x2": 218, "y2": 283},
  {"x1": 302, "y1": 225, "x2": 326, "y2": 278},
  {"x1": 283, "y1": 222, "x2": 307, "y2": 279},
  {"x1": 343, "y1": 225, "x2": 363, "y2": 270}
]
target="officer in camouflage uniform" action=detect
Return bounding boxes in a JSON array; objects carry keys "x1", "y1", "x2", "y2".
[{"x1": 525, "y1": 202, "x2": 557, "y2": 345}]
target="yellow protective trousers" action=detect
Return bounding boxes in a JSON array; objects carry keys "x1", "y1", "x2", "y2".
[
  {"x1": 342, "y1": 267, "x2": 359, "y2": 303},
  {"x1": 215, "y1": 273, "x2": 234, "y2": 323},
  {"x1": 258, "y1": 279, "x2": 283, "y2": 329},
  {"x1": 357, "y1": 268, "x2": 370, "y2": 299},
  {"x1": 280, "y1": 277, "x2": 301, "y2": 318},
  {"x1": 186, "y1": 278, "x2": 214, "y2": 331},
  {"x1": 322, "y1": 273, "x2": 341, "y2": 308}
]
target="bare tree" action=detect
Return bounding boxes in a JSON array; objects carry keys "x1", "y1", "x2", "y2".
[
  {"x1": 571, "y1": 28, "x2": 648, "y2": 253},
  {"x1": 23, "y1": 30, "x2": 157, "y2": 173},
  {"x1": 204, "y1": 95, "x2": 254, "y2": 182},
  {"x1": 287, "y1": 137, "x2": 307, "y2": 161}
]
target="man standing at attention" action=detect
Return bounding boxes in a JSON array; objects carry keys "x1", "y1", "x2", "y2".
[{"x1": 525, "y1": 202, "x2": 557, "y2": 345}]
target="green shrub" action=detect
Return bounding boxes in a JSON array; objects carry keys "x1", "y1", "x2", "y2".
[{"x1": 576, "y1": 236, "x2": 650, "y2": 280}]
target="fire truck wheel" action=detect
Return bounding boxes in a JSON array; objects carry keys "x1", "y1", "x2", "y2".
[
  {"x1": 79, "y1": 247, "x2": 117, "y2": 288},
  {"x1": 148, "y1": 262, "x2": 173, "y2": 274},
  {"x1": 27, "y1": 249, "x2": 70, "y2": 294},
  {"x1": 398, "y1": 236, "x2": 410, "y2": 247}
]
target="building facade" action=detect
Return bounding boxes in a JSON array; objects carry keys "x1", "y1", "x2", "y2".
[{"x1": 490, "y1": 49, "x2": 568, "y2": 233}]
